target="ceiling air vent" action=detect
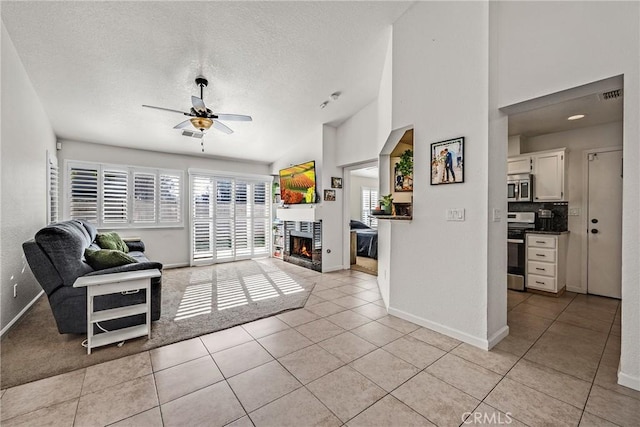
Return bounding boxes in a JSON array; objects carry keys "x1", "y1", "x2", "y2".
[
  {"x1": 600, "y1": 89, "x2": 623, "y2": 100},
  {"x1": 182, "y1": 130, "x2": 204, "y2": 139}
]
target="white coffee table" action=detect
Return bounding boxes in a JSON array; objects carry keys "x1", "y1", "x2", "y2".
[{"x1": 73, "y1": 269, "x2": 161, "y2": 354}]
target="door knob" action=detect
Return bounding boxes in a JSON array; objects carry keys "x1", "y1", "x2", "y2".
[
  {"x1": 591, "y1": 219, "x2": 598, "y2": 224},
  {"x1": 591, "y1": 229, "x2": 599, "y2": 234}
]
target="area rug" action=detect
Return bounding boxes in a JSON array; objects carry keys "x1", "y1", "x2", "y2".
[{"x1": 1, "y1": 258, "x2": 318, "y2": 388}]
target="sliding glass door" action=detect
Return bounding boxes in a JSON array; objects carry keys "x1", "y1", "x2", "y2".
[{"x1": 190, "y1": 172, "x2": 270, "y2": 265}]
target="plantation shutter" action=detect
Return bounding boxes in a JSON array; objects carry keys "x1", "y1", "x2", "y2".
[
  {"x1": 253, "y1": 182, "x2": 269, "y2": 255},
  {"x1": 192, "y1": 175, "x2": 214, "y2": 262},
  {"x1": 102, "y1": 168, "x2": 129, "y2": 224},
  {"x1": 234, "y1": 181, "x2": 251, "y2": 258},
  {"x1": 215, "y1": 178, "x2": 234, "y2": 260},
  {"x1": 361, "y1": 187, "x2": 378, "y2": 228},
  {"x1": 47, "y1": 153, "x2": 59, "y2": 224},
  {"x1": 159, "y1": 172, "x2": 181, "y2": 223},
  {"x1": 132, "y1": 171, "x2": 156, "y2": 224},
  {"x1": 68, "y1": 163, "x2": 99, "y2": 223}
]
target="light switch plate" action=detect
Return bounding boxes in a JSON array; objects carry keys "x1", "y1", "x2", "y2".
[
  {"x1": 447, "y1": 208, "x2": 465, "y2": 221},
  {"x1": 493, "y1": 208, "x2": 502, "y2": 222}
]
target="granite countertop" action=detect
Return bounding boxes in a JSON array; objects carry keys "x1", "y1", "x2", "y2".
[{"x1": 525, "y1": 230, "x2": 570, "y2": 235}]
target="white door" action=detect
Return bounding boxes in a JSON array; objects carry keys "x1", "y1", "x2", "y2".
[{"x1": 587, "y1": 149, "x2": 622, "y2": 298}]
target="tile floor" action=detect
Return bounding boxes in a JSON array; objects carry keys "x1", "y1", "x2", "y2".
[{"x1": 1, "y1": 261, "x2": 637, "y2": 426}]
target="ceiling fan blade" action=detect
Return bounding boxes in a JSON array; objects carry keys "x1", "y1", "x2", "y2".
[
  {"x1": 214, "y1": 114, "x2": 253, "y2": 122},
  {"x1": 142, "y1": 105, "x2": 188, "y2": 115},
  {"x1": 213, "y1": 120, "x2": 234, "y2": 134},
  {"x1": 173, "y1": 119, "x2": 193, "y2": 130},
  {"x1": 191, "y1": 96, "x2": 207, "y2": 113}
]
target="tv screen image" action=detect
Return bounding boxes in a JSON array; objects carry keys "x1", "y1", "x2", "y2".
[{"x1": 279, "y1": 161, "x2": 316, "y2": 204}]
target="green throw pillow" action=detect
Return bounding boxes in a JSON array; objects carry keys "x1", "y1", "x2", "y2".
[
  {"x1": 96, "y1": 232, "x2": 129, "y2": 253},
  {"x1": 84, "y1": 248, "x2": 137, "y2": 271}
]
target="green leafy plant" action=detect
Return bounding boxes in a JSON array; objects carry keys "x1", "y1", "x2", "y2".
[
  {"x1": 381, "y1": 194, "x2": 393, "y2": 207},
  {"x1": 381, "y1": 194, "x2": 393, "y2": 214},
  {"x1": 397, "y1": 149, "x2": 413, "y2": 177}
]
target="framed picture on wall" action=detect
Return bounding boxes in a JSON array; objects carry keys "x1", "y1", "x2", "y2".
[
  {"x1": 431, "y1": 137, "x2": 464, "y2": 185},
  {"x1": 324, "y1": 189, "x2": 336, "y2": 201},
  {"x1": 331, "y1": 177, "x2": 343, "y2": 189}
]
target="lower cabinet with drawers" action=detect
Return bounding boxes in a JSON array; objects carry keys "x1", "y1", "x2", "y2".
[{"x1": 526, "y1": 233, "x2": 568, "y2": 294}]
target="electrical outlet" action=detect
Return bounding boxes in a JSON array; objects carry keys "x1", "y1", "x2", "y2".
[
  {"x1": 493, "y1": 208, "x2": 502, "y2": 222},
  {"x1": 446, "y1": 208, "x2": 465, "y2": 221},
  {"x1": 569, "y1": 208, "x2": 581, "y2": 216},
  {"x1": 13, "y1": 284, "x2": 18, "y2": 298}
]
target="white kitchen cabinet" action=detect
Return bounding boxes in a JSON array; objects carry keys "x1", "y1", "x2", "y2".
[
  {"x1": 526, "y1": 233, "x2": 567, "y2": 294},
  {"x1": 532, "y1": 149, "x2": 566, "y2": 201},
  {"x1": 507, "y1": 155, "x2": 532, "y2": 175}
]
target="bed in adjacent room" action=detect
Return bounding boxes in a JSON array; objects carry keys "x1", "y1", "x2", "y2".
[{"x1": 350, "y1": 220, "x2": 378, "y2": 260}]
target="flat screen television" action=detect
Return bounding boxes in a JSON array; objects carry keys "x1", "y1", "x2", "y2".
[{"x1": 279, "y1": 160, "x2": 317, "y2": 204}]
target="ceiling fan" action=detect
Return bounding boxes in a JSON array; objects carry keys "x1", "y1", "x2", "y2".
[{"x1": 142, "y1": 76, "x2": 252, "y2": 151}]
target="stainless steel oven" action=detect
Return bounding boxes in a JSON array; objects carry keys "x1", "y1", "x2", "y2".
[
  {"x1": 507, "y1": 174, "x2": 532, "y2": 202},
  {"x1": 507, "y1": 212, "x2": 535, "y2": 291}
]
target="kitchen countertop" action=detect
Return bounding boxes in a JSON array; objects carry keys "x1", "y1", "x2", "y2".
[{"x1": 525, "y1": 230, "x2": 569, "y2": 235}]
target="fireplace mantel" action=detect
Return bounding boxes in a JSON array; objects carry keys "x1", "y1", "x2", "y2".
[{"x1": 276, "y1": 205, "x2": 322, "y2": 222}]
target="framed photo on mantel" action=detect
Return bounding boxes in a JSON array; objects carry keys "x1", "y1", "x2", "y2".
[{"x1": 431, "y1": 137, "x2": 464, "y2": 185}]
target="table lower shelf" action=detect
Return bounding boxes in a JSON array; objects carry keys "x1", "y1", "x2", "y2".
[{"x1": 90, "y1": 324, "x2": 149, "y2": 349}]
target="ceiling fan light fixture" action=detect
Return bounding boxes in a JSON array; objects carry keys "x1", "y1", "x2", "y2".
[{"x1": 190, "y1": 117, "x2": 213, "y2": 131}]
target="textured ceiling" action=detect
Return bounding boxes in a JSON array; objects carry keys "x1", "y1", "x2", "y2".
[{"x1": 2, "y1": 1, "x2": 412, "y2": 163}]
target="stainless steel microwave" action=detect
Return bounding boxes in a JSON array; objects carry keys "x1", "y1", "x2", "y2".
[{"x1": 507, "y1": 174, "x2": 532, "y2": 202}]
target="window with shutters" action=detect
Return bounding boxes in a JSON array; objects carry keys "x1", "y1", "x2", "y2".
[
  {"x1": 159, "y1": 172, "x2": 181, "y2": 224},
  {"x1": 47, "y1": 151, "x2": 59, "y2": 224},
  {"x1": 65, "y1": 161, "x2": 183, "y2": 228},
  {"x1": 361, "y1": 187, "x2": 378, "y2": 228},
  {"x1": 190, "y1": 171, "x2": 271, "y2": 265},
  {"x1": 133, "y1": 171, "x2": 156, "y2": 224}
]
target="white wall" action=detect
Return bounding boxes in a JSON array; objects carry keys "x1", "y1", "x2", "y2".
[
  {"x1": 1, "y1": 23, "x2": 57, "y2": 332},
  {"x1": 320, "y1": 125, "x2": 344, "y2": 272},
  {"x1": 386, "y1": 2, "x2": 501, "y2": 348},
  {"x1": 59, "y1": 140, "x2": 271, "y2": 267},
  {"x1": 335, "y1": 27, "x2": 393, "y2": 168},
  {"x1": 522, "y1": 122, "x2": 623, "y2": 293},
  {"x1": 494, "y1": 1, "x2": 639, "y2": 390},
  {"x1": 349, "y1": 175, "x2": 378, "y2": 221}
]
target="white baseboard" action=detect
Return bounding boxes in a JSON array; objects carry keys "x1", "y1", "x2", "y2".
[
  {"x1": 618, "y1": 369, "x2": 640, "y2": 391},
  {"x1": 388, "y1": 306, "x2": 499, "y2": 350},
  {"x1": 566, "y1": 286, "x2": 586, "y2": 294},
  {"x1": 163, "y1": 262, "x2": 190, "y2": 269},
  {"x1": 1, "y1": 290, "x2": 44, "y2": 337},
  {"x1": 487, "y1": 325, "x2": 510, "y2": 349},
  {"x1": 322, "y1": 265, "x2": 344, "y2": 273}
]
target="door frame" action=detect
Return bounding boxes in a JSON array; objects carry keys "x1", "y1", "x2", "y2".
[
  {"x1": 580, "y1": 146, "x2": 623, "y2": 295},
  {"x1": 341, "y1": 160, "x2": 379, "y2": 269}
]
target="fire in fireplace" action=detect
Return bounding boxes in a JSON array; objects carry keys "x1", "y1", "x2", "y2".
[{"x1": 291, "y1": 235, "x2": 313, "y2": 260}]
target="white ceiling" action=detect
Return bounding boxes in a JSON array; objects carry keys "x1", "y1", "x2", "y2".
[
  {"x1": 351, "y1": 166, "x2": 378, "y2": 179},
  {"x1": 508, "y1": 90, "x2": 623, "y2": 138},
  {"x1": 2, "y1": 1, "x2": 412, "y2": 163}
]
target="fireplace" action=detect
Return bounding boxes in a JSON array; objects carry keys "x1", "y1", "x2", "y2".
[
  {"x1": 283, "y1": 221, "x2": 322, "y2": 271},
  {"x1": 290, "y1": 233, "x2": 313, "y2": 260}
]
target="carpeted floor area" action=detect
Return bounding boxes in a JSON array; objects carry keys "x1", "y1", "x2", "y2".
[{"x1": 0, "y1": 258, "x2": 318, "y2": 388}]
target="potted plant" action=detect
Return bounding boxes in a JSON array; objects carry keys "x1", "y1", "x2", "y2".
[
  {"x1": 395, "y1": 149, "x2": 414, "y2": 191},
  {"x1": 381, "y1": 194, "x2": 393, "y2": 214}
]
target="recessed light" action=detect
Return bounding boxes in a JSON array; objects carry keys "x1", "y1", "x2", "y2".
[
  {"x1": 320, "y1": 101, "x2": 329, "y2": 109},
  {"x1": 567, "y1": 114, "x2": 585, "y2": 121}
]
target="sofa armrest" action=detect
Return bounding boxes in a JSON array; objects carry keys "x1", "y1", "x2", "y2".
[
  {"x1": 84, "y1": 261, "x2": 163, "y2": 277},
  {"x1": 125, "y1": 240, "x2": 145, "y2": 252}
]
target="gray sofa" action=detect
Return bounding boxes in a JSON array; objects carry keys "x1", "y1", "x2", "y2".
[{"x1": 23, "y1": 219, "x2": 162, "y2": 334}]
